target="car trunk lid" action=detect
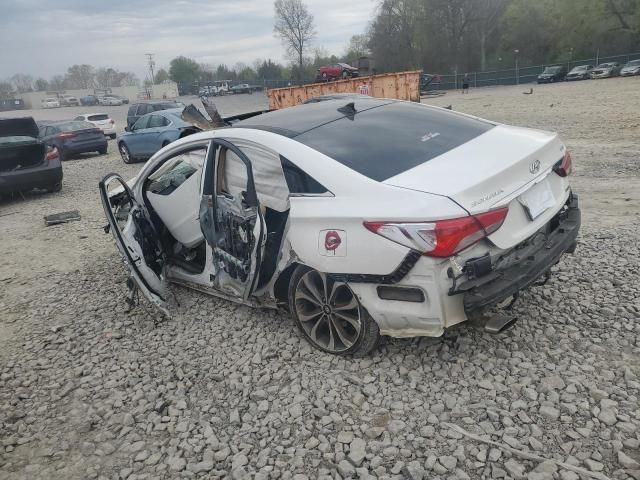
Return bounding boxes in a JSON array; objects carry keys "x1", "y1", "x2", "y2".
[
  {"x1": 384, "y1": 124, "x2": 571, "y2": 249},
  {"x1": 0, "y1": 117, "x2": 39, "y2": 138},
  {"x1": 0, "y1": 118, "x2": 45, "y2": 172}
]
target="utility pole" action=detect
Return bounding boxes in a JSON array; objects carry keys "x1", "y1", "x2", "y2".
[{"x1": 145, "y1": 53, "x2": 156, "y2": 85}]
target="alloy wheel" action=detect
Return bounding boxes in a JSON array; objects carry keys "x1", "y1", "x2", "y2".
[
  {"x1": 119, "y1": 143, "x2": 131, "y2": 163},
  {"x1": 294, "y1": 270, "x2": 362, "y2": 353}
]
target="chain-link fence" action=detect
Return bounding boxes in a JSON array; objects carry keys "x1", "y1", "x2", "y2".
[{"x1": 428, "y1": 51, "x2": 640, "y2": 91}]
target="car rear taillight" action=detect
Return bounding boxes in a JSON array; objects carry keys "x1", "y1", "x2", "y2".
[
  {"x1": 45, "y1": 146, "x2": 59, "y2": 161},
  {"x1": 553, "y1": 151, "x2": 572, "y2": 177},
  {"x1": 364, "y1": 207, "x2": 509, "y2": 258},
  {"x1": 59, "y1": 132, "x2": 75, "y2": 140}
]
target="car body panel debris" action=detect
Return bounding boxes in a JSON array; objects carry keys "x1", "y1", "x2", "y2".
[{"x1": 44, "y1": 210, "x2": 81, "y2": 226}]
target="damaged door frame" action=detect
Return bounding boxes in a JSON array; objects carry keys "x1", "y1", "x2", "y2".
[
  {"x1": 99, "y1": 173, "x2": 170, "y2": 316},
  {"x1": 200, "y1": 138, "x2": 266, "y2": 301}
]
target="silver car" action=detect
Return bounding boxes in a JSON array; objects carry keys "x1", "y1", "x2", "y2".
[{"x1": 620, "y1": 59, "x2": 640, "y2": 77}]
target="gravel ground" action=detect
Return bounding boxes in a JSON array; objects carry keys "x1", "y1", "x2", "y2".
[{"x1": 1, "y1": 79, "x2": 639, "y2": 480}]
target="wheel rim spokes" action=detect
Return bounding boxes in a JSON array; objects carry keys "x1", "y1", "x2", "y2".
[{"x1": 295, "y1": 271, "x2": 362, "y2": 352}]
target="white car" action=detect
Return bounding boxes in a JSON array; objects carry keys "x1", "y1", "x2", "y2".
[
  {"x1": 41, "y1": 97, "x2": 60, "y2": 108},
  {"x1": 620, "y1": 59, "x2": 640, "y2": 77},
  {"x1": 99, "y1": 96, "x2": 123, "y2": 106},
  {"x1": 74, "y1": 113, "x2": 117, "y2": 139},
  {"x1": 100, "y1": 98, "x2": 580, "y2": 356}
]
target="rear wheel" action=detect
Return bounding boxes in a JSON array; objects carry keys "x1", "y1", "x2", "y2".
[
  {"x1": 119, "y1": 142, "x2": 132, "y2": 164},
  {"x1": 109, "y1": 134, "x2": 116, "y2": 139},
  {"x1": 288, "y1": 267, "x2": 380, "y2": 356},
  {"x1": 98, "y1": 146, "x2": 108, "y2": 155}
]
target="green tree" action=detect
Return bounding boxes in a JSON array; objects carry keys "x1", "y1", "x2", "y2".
[
  {"x1": 344, "y1": 34, "x2": 369, "y2": 65},
  {"x1": 154, "y1": 68, "x2": 170, "y2": 84},
  {"x1": 168, "y1": 56, "x2": 202, "y2": 86},
  {"x1": 256, "y1": 59, "x2": 284, "y2": 79}
]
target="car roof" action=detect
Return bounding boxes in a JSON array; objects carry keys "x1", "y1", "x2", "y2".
[
  {"x1": 78, "y1": 112, "x2": 110, "y2": 117},
  {"x1": 133, "y1": 100, "x2": 180, "y2": 106},
  {"x1": 235, "y1": 98, "x2": 395, "y2": 137}
]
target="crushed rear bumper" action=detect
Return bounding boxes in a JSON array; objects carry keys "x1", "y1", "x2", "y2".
[{"x1": 458, "y1": 193, "x2": 581, "y2": 311}]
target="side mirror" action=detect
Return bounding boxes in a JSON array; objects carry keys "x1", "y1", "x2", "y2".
[{"x1": 124, "y1": 126, "x2": 131, "y2": 132}]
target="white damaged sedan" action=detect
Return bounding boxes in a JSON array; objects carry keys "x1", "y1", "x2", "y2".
[{"x1": 100, "y1": 98, "x2": 580, "y2": 356}]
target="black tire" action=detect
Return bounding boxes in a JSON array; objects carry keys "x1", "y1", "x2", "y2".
[
  {"x1": 119, "y1": 142, "x2": 132, "y2": 164},
  {"x1": 109, "y1": 134, "x2": 116, "y2": 140},
  {"x1": 288, "y1": 266, "x2": 380, "y2": 356},
  {"x1": 46, "y1": 182, "x2": 62, "y2": 193},
  {"x1": 58, "y1": 148, "x2": 66, "y2": 161},
  {"x1": 98, "y1": 146, "x2": 108, "y2": 155}
]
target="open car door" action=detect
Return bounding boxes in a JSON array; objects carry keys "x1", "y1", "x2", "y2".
[
  {"x1": 99, "y1": 174, "x2": 170, "y2": 316},
  {"x1": 199, "y1": 139, "x2": 266, "y2": 300}
]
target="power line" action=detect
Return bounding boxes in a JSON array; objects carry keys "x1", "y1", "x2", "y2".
[{"x1": 145, "y1": 53, "x2": 156, "y2": 84}]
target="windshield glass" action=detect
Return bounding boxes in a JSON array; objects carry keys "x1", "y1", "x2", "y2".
[
  {"x1": 295, "y1": 101, "x2": 493, "y2": 182},
  {"x1": 626, "y1": 60, "x2": 640, "y2": 66},
  {"x1": 543, "y1": 66, "x2": 562, "y2": 73},
  {"x1": 57, "y1": 121, "x2": 95, "y2": 131}
]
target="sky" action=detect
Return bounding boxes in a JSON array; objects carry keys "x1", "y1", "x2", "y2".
[{"x1": 0, "y1": 0, "x2": 376, "y2": 81}]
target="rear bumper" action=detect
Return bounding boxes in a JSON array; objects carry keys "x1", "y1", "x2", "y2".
[
  {"x1": 99, "y1": 125, "x2": 117, "y2": 136},
  {"x1": 64, "y1": 138, "x2": 107, "y2": 154},
  {"x1": 0, "y1": 160, "x2": 63, "y2": 193},
  {"x1": 461, "y1": 194, "x2": 581, "y2": 311}
]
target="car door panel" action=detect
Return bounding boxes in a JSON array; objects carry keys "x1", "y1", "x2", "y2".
[
  {"x1": 99, "y1": 174, "x2": 169, "y2": 315},
  {"x1": 199, "y1": 139, "x2": 266, "y2": 300}
]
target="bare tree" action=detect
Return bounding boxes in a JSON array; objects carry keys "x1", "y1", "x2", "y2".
[
  {"x1": 65, "y1": 64, "x2": 95, "y2": 89},
  {"x1": 10, "y1": 73, "x2": 34, "y2": 93},
  {"x1": 273, "y1": 0, "x2": 316, "y2": 82},
  {"x1": 34, "y1": 78, "x2": 49, "y2": 91}
]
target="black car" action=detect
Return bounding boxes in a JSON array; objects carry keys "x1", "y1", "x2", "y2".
[
  {"x1": 126, "y1": 101, "x2": 185, "y2": 128},
  {"x1": 0, "y1": 117, "x2": 63, "y2": 195},
  {"x1": 566, "y1": 65, "x2": 594, "y2": 81},
  {"x1": 537, "y1": 65, "x2": 568, "y2": 83},
  {"x1": 39, "y1": 120, "x2": 107, "y2": 161}
]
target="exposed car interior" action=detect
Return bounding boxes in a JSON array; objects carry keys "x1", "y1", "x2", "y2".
[{"x1": 128, "y1": 139, "x2": 292, "y2": 297}]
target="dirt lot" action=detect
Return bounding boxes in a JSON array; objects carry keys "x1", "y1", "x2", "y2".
[{"x1": 0, "y1": 79, "x2": 639, "y2": 480}]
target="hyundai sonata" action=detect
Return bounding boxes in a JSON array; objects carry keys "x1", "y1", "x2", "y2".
[{"x1": 100, "y1": 98, "x2": 580, "y2": 356}]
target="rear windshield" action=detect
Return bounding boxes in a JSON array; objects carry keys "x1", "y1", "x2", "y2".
[
  {"x1": 88, "y1": 114, "x2": 109, "y2": 121},
  {"x1": 57, "y1": 121, "x2": 95, "y2": 131},
  {"x1": 153, "y1": 103, "x2": 181, "y2": 111},
  {"x1": 294, "y1": 102, "x2": 494, "y2": 181},
  {"x1": 0, "y1": 135, "x2": 37, "y2": 144}
]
